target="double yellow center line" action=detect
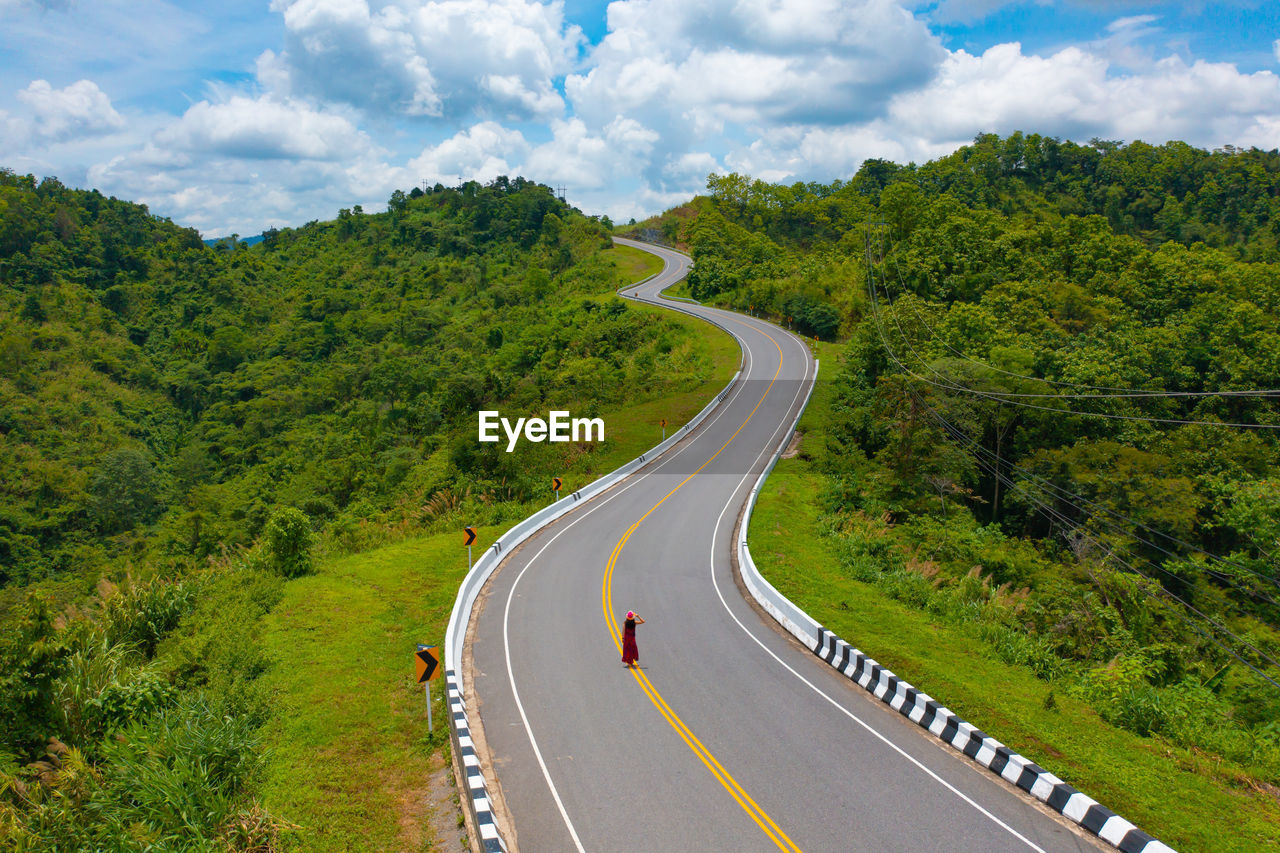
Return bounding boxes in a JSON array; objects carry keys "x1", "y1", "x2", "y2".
[{"x1": 600, "y1": 319, "x2": 803, "y2": 853}]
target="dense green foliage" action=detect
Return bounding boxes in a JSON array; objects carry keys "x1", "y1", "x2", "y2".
[
  {"x1": 649, "y1": 134, "x2": 1280, "y2": 788},
  {"x1": 0, "y1": 171, "x2": 717, "y2": 848},
  {"x1": 0, "y1": 171, "x2": 700, "y2": 588},
  {"x1": 697, "y1": 133, "x2": 1280, "y2": 256}
]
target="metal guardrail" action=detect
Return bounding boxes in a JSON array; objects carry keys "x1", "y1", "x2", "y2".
[
  {"x1": 441, "y1": 367, "x2": 739, "y2": 680},
  {"x1": 737, "y1": 362, "x2": 821, "y2": 648}
]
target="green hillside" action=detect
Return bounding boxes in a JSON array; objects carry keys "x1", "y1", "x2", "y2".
[
  {"x1": 0, "y1": 172, "x2": 715, "y2": 590},
  {"x1": 0, "y1": 171, "x2": 735, "y2": 849},
  {"x1": 634, "y1": 135, "x2": 1280, "y2": 849}
]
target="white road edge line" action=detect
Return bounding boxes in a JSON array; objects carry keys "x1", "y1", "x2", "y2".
[
  {"x1": 499, "y1": 290, "x2": 755, "y2": 853},
  {"x1": 705, "y1": 320, "x2": 1052, "y2": 853}
]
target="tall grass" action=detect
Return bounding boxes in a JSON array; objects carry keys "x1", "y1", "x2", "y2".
[
  {"x1": 6, "y1": 695, "x2": 290, "y2": 852},
  {"x1": 1, "y1": 565, "x2": 292, "y2": 851},
  {"x1": 51, "y1": 636, "x2": 174, "y2": 752}
]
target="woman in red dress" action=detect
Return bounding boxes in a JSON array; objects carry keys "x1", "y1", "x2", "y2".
[{"x1": 622, "y1": 611, "x2": 645, "y2": 667}]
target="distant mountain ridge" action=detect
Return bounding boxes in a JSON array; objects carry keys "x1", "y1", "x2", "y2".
[{"x1": 203, "y1": 233, "x2": 264, "y2": 247}]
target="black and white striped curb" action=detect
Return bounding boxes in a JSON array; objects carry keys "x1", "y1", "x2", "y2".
[
  {"x1": 811, "y1": 629, "x2": 1174, "y2": 853},
  {"x1": 447, "y1": 669, "x2": 504, "y2": 853}
]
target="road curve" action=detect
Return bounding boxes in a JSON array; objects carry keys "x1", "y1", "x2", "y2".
[{"x1": 465, "y1": 238, "x2": 1107, "y2": 852}]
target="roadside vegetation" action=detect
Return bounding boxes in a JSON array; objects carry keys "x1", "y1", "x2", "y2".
[
  {"x1": 0, "y1": 171, "x2": 735, "y2": 850},
  {"x1": 628, "y1": 134, "x2": 1280, "y2": 850}
]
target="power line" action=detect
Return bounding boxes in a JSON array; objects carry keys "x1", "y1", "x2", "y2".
[
  {"x1": 872, "y1": 223, "x2": 1280, "y2": 400},
  {"x1": 912, "y1": 382, "x2": 1280, "y2": 688},
  {"x1": 868, "y1": 231, "x2": 1279, "y2": 584},
  {"x1": 928, "y1": 402, "x2": 1280, "y2": 689},
  {"x1": 863, "y1": 230, "x2": 1280, "y2": 430},
  {"x1": 862, "y1": 230, "x2": 1280, "y2": 692},
  {"x1": 865, "y1": 228, "x2": 1280, "y2": 591},
  {"x1": 923, "y1": 390, "x2": 1280, "y2": 606}
]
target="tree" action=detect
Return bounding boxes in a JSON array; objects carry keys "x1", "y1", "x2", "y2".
[
  {"x1": 879, "y1": 181, "x2": 925, "y2": 241},
  {"x1": 90, "y1": 449, "x2": 161, "y2": 534}
]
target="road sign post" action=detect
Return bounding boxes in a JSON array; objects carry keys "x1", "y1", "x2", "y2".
[
  {"x1": 416, "y1": 644, "x2": 440, "y2": 732},
  {"x1": 660, "y1": 418, "x2": 667, "y2": 440},
  {"x1": 464, "y1": 526, "x2": 476, "y2": 570},
  {"x1": 552, "y1": 476, "x2": 562, "y2": 502}
]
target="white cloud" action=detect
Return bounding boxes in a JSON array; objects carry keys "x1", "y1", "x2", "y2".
[
  {"x1": 15, "y1": 78, "x2": 125, "y2": 141},
  {"x1": 723, "y1": 39, "x2": 1280, "y2": 191},
  {"x1": 406, "y1": 120, "x2": 530, "y2": 185},
  {"x1": 7, "y1": 1, "x2": 1280, "y2": 238},
  {"x1": 83, "y1": 94, "x2": 389, "y2": 235},
  {"x1": 570, "y1": 0, "x2": 944, "y2": 129},
  {"x1": 262, "y1": 0, "x2": 442, "y2": 116},
  {"x1": 155, "y1": 95, "x2": 369, "y2": 160},
  {"x1": 1273, "y1": 38, "x2": 1280, "y2": 65},
  {"x1": 727, "y1": 123, "x2": 923, "y2": 183},
  {"x1": 88, "y1": 143, "x2": 400, "y2": 237},
  {"x1": 262, "y1": 0, "x2": 582, "y2": 121},
  {"x1": 889, "y1": 43, "x2": 1107, "y2": 140},
  {"x1": 555, "y1": 0, "x2": 946, "y2": 206},
  {"x1": 888, "y1": 43, "x2": 1280, "y2": 148},
  {"x1": 523, "y1": 116, "x2": 659, "y2": 188},
  {"x1": 1105, "y1": 14, "x2": 1158, "y2": 35},
  {"x1": 662, "y1": 150, "x2": 723, "y2": 185}
]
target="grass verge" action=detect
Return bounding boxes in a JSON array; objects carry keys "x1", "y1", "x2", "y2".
[
  {"x1": 545, "y1": 245, "x2": 740, "y2": 491},
  {"x1": 256, "y1": 533, "x2": 471, "y2": 852},
  {"x1": 749, "y1": 344, "x2": 1280, "y2": 853},
  {"x1": 602, "y1": 243, "x2": 663, "y2": 284}
]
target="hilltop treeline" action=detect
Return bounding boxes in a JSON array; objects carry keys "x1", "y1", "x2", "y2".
[
  {"x1": 694, "y1": 133, "x2": 1280, "y2": 255},
  {"x1": 644, "y1": 134, "x2": 1280, "y2": 779}
]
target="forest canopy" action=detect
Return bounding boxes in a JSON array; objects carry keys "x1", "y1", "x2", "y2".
[{"x1": 0, "y1": 172, "x2": 685, "y2": 589}]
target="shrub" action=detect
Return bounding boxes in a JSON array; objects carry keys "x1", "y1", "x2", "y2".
[
  {"x1": 881, "y1": 569, "x2": 934, "y2": 609},
  {"x1": 978, "y1": 622, "x2": 1067, "y2": 681},
  {"x1": 156, "y1": 567, "x2": 283, "y2": 723},
  {"x1": 263, "y1": 507, "x2": 314, "y2": 579},
  {"x1": 842, "y1": 553, "x2": 882, "y2": 583},
  {"x1": 99, "y1": 696, "x2": 262, "y2": 826},
  {"x1": 3, "y1": 696, "x2": 291, "y2": 851},
  {"x1": 0, "y1": 596, "x2": 65, "y2": 758}
]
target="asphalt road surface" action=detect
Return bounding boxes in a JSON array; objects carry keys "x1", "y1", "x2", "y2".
[{"x1": 466, "y1": 238, "x2": 1108, "y2": 853}]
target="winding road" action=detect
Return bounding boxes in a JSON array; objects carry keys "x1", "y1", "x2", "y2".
[{"x1": 464, "y1": 238, "x2": 1107, "y2": 852}]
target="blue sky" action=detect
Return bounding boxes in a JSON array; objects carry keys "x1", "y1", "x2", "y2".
[{"x1": 2, "y1": 0, "x2": 1277, "y2": 236}]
